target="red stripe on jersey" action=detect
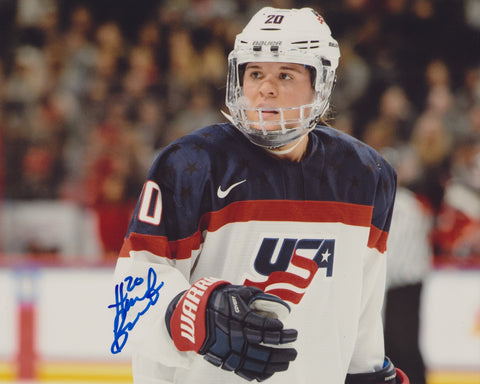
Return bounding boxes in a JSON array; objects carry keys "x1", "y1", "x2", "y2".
[
  {"x1": 199, "y1": 200, "x2": 374, "y2": 231},
  {"x1": 368, "y1": 224, "x2": 388, "y2": 253},
  {"x1": 120, "y1": 200, "x2": 387, "y2": 259},
  {"x1": 119, "y1": 231, "x2": 203, "y2": 260},
  {"x1": 119, "y1": 234, "x2": 170, "y2": 259}
]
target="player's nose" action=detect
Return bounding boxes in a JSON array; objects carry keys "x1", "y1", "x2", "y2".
[{"x1": 258, "y1": 76, "x2": 278, "y2": 98}]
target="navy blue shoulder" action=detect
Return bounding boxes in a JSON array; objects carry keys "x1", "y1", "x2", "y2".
[
  {"x1": 313, "y1": 126, "x2": 392, "y2": 171},
  {"x1": 308, "y1": 126, "x2": 397, "y2": 232},
  {"x1": 148, "y1": 124, "x2": 234, "y2": 184}
]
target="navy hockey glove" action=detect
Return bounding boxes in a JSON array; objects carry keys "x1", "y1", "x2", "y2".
[
  {"x1": 166, "y1": 277, "x2": 298, "y2": 382},
  {"x1": 345, "y1": 357, "x2": 410, "y2": 384}
]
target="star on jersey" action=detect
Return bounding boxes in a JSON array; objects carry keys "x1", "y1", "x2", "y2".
[
  {"x1": 185, "y1": 162, "x2": 199, "y2": 176},
  {"x1": 321, "y1": 250, "x2": 331, "y2": 263},
  {"x1": 192, "y1": 143, "x2": 205, "y2": 153}
]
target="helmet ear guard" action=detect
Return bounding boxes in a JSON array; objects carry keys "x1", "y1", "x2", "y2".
[{"x1": 224, "y1": 7, "x2": 340, "y2": 149}]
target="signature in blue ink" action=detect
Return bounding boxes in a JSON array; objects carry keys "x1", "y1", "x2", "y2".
[{"x1": 108, "y1": 267, "x2": 164, "y2": 354}]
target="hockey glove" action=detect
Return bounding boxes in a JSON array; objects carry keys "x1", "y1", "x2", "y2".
[
  {"x1": 345, "y1": 357, "x2": 410, "y2": 384},
  {"x1": 166, "y1": 277, "x2": 298, "y2": 382}
]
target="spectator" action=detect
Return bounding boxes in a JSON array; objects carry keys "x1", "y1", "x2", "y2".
[
  {"x1": 362, "y1": 84, "x2": 416, "y2": 150},
  {"x1": 433, "y1": 133, "x2": 480, "y2": 262},
  {"x1": 330, "y1": 39, "x2": 371, "y2": 114},
  {"x1": 409, "y1": 112, "x2": 452, "y2": 211},
  {"x1": 166, "y1": 84, "x2": 220, "y2": 143}
]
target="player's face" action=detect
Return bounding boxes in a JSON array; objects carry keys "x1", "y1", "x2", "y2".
[{"x1": 242, "y1": 62, "x2": 315, "y2": 131}]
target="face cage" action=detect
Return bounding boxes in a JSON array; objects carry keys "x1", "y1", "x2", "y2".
[
  {"x1": 226, "y1": 57, "x2": 335, "y2": 148},
  {"x1": 228, "y1": 102, "x2": 323, "y2": 148}
]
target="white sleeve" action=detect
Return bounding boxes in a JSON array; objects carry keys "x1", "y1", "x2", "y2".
[
  {"x1": 347, "y1": 246, "x2": 386, "y2": 373},
  {"x1": 131, "y1": 351, "x2": 179, "y2": 384},
  {"x1": 386, "y1": 188, "x2": 433, "y2": 288},
  {"x1": 111, "y1": 250, "x2": 193, "y2": 370}
]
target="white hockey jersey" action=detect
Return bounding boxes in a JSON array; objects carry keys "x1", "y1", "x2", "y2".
[{"x1": 110, "y1": 123, "x2": 397, "y2": 384}]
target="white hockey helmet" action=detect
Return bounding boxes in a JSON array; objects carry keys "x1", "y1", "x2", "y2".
[{"x1": 225, "y1": 7, "x2": 340, "y2": 148}]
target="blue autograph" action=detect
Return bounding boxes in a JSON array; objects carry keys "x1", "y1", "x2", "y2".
[{"x1": 109, "y1": 267, "x2": 164, "y2": 354}]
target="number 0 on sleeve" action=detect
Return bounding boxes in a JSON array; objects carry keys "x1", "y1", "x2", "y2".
[{"x1": 138, "y1": 180, "x2": 162, "y2": 225}]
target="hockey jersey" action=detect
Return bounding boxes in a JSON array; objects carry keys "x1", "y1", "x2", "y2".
[{"x1": 111, "y1": 123, "x2": 397, "y2": 384}]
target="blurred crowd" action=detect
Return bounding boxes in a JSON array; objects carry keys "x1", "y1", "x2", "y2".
[{"x1": 0, "y1": 0, "x2": 479, "y2": 261}]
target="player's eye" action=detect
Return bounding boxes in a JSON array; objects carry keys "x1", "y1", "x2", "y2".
[
  {"x1": 279, "y1": 72, "x2": 293, "y2": 80},
  {"x1": 249, "y1": 71, "x2": 263, "y2": 79}
]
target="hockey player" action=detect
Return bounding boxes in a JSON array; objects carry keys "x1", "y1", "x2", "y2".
[{"x1": 110, "y1": 7, "x2": 409, "y2": 384}]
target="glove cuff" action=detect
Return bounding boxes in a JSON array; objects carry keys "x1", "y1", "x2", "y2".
[
  {"x1": 165, "y1": 290, "x2": 186, "y2": 338},
  {"x1": 345, "y1": 357, "x2": 405, "y2": 384},
  {"x1": 169, "y1": 277, "x2": 229, "y2": 352},
  {"x1": 394, "y1": 368, "x2": 410, "y2": 384}
]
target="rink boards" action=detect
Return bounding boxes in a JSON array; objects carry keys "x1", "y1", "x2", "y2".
[{"x1": 0, "y1": 262, "x2": 479, "y2": 384}]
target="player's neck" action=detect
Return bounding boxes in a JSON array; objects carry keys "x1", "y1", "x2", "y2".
[{"x1": 268, "y1": 135, "x2": 309, "y2": 162}]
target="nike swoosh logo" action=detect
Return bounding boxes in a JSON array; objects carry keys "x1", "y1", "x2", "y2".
[{"x1": 217, "y1": 179, "x2": 246, "y2": 199}]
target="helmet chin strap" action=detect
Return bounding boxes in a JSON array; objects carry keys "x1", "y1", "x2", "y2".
[{"x1": 221, "y1": 110, "x2": 236, "y2": 125}]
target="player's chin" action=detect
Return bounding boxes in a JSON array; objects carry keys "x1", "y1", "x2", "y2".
[
  {"x1": 248, "y1": 123, "x2": 281, "y2": 132},
  {"x1": 247, "y1": 121, "x2": 298, "y2": 132}
]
